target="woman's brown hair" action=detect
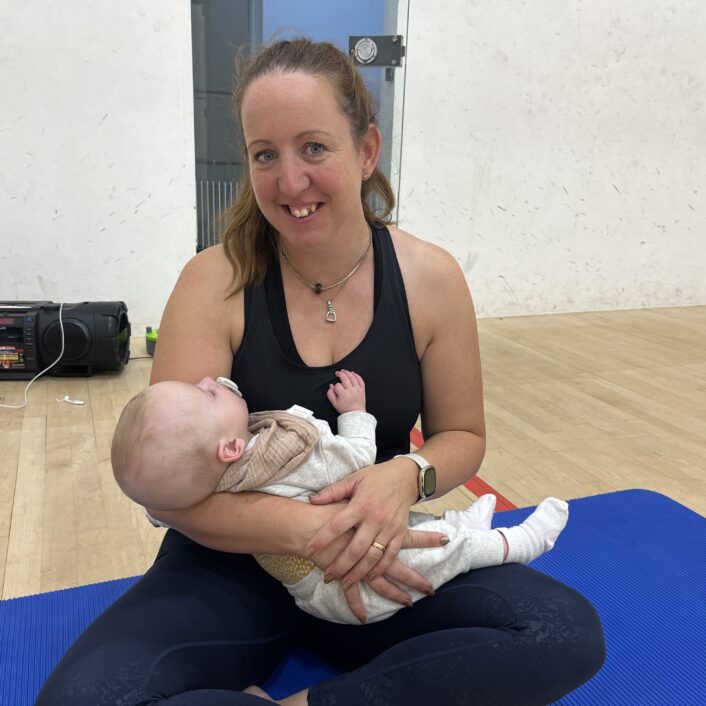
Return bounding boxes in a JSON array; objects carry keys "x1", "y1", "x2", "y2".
[{"x1": 220, "y1": 38, "x2": 396, "y2": 292}]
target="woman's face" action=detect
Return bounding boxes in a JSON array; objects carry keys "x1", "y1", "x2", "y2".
[{"x1": 241, "y1": 70, "x2": 378, "y2": 248}]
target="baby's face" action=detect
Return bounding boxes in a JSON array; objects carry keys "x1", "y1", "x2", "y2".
[{"x1": 192, "y1": 376, "x2": 250, "y2": 435}]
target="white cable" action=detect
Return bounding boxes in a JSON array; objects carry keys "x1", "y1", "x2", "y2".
[{"x1": 0, "y1": 302, "x2": 66, "y2": 410}]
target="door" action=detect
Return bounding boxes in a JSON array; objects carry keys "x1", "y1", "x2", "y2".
[{"x1": 192, "y1": 0, "x2": 409, "y2": 250}]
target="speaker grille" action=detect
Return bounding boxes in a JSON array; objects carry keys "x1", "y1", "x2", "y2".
[{"x1": 42, "y1": 320, "x2": 92, "y2": 362}]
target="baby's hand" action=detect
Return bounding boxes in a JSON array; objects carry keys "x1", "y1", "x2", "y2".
[{"x1": 327, "y1": 370, "x2": 366, "y2": 414}]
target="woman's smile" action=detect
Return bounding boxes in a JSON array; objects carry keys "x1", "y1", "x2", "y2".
[{"x1": 281, "y1": 202, "x2": 322, "y2": 220}]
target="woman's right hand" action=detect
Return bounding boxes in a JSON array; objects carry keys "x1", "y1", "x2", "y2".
[{"x1": 304, "y1": 503, "x2": 438, "y2": 623}]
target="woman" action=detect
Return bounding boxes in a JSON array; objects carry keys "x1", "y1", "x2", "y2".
[{"x1": 37, "y1": 39, "x2": 604, "y2": 705}]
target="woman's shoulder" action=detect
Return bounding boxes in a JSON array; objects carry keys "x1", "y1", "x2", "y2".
[
  {"x1": 151, "y1": 245, "x2": 245, "y2": 384},
  {"x1": 173, "y1": 244, "x2": 244, "y2": 304},
  {"x1": 386, "y1": 224, "x2": 473, "y2": 354},
  {"x1": 387, "y1": 224, "x2": 467, "y2": 290},
  {"x1": 167, "y1": 244, "x2": 243, "y2": 334},
  {"x1": 178, "y1": 244, "x2": 233, "y2": 288}
]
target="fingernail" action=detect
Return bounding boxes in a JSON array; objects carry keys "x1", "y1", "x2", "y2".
[
  {"x1": 358, "y1": 616, "x2": 367, "y2": 624},
  {"x1": 440, "y1": 535, "x2": 450, "y2": 546},
  {"x1": 368, "y1": 572, "x2": 377, "y2": 581},
  {"x1": 405, "y1": 600, "x2": 413, "y2": 608},
  {"x1": 341, "y1": 579, "x2": 351, "y2": 591},
  {"x1": 426, "y1": 588, "x2": 435, "y2": 597},
  {"x1": 324, "y1": 574, "x2": 334, "y2": 584},
  {"x1": 305, "y1": 547, "x2": 315, "y2": 558}
]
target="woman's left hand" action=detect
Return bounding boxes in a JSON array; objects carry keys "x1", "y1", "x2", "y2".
[{"x1": 306, "y1": 458, "x2": 441, "y2": 587}]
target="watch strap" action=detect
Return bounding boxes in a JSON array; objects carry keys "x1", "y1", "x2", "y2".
[
  {"x1": 394, "y1": 453, "x2": 434, "y2": 500},
  {"x1": 397, "y1": 452, "x2": 432, "y2": 471}
]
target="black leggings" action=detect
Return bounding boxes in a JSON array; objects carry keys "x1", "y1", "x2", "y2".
[{"x1": 36, "y1": 529, "x2": 605, "y2": 705}]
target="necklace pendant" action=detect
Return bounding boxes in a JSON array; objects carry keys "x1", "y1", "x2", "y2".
[
  {"x1": 314, "y1": 283, "x2": 322, "y2": 295},
  {"x1": 324, "y1": 300, "x2": 337, "y2": 323}
]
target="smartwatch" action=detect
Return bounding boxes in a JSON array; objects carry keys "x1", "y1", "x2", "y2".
[{"x1": 395, "y1": 453, "x2": 437, "y2": 500}]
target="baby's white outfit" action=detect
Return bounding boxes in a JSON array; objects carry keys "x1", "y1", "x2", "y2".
[{"x1": 243, "y1": 406, "x2": 506, "y2": 624}]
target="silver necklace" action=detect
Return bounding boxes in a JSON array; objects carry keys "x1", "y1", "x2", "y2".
[{"x1": 279, "y1": 237, "x2": 372, "y2": 323}]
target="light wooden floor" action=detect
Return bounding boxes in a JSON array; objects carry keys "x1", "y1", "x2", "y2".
[{"x1": 1, "y1": 306, "x2": 704, "y2": 599}]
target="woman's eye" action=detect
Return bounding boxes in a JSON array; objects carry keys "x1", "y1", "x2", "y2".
[
  {"x1": 306, "y1": 142, "x2": 325, "y2": 157},
  {"x1": 255, "y1": 150, "x2": 275, "y2": 163}
]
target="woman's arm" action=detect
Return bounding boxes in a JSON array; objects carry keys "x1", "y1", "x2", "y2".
[
  {"x1": 400, "y1": 228, "x2": 486, "y2": 493},
  {"x1": 149, "y1": 245, "x2": 240, "y2": 387},
  {"x1": 148, "y1": 245, "x2": 309, "y2": 556},
  {"x1": 148, "y1": 490, "x2": 334, "y2": 554},
  {"x1": 307, "y1": 228, "x2": 486, "y2": 585}
]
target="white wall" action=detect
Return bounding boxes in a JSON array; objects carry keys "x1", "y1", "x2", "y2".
[
  {"x1": 0, "y1": 1, "x2": 195, "y2": 333},
  {"x1": 2, "y1": 2, "x2": 703, "y2": 329},
  {"x1": 398, "y1": 0, "x2": 706, "y2": 317}
]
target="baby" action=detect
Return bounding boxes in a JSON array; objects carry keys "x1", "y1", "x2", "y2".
[{"x1": 111, "y1": 371, "x2": 569, "y2": 624}]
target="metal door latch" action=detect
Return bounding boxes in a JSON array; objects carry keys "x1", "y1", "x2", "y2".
[{"x1": 349, "y1": 35, "x2": 405, "y2": 68}]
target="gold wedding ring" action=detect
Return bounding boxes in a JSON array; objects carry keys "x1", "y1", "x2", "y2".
[{"x1": 371, "y1": 541, "x2": 386, "y2": 553}]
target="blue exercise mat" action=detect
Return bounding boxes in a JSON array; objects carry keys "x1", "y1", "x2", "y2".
[{"x1": 1, "y1": 490, "x2": 704, "y2": 704}]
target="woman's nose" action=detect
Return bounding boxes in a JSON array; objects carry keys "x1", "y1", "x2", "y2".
[{"x1": 277, "y1": 155, "x2": 310, "y2": 196}]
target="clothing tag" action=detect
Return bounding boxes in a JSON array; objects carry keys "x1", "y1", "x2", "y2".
[{"x1": 287, "y1": 404, "x2": 314, "y2": 419}]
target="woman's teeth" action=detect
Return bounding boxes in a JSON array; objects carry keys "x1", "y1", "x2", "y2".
[{"x1": 289, "y1": 204, "x2": 318, "y2": 218}]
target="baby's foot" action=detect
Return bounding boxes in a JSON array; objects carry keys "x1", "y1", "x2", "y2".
[
  {"x1": 444, "y1": 493, "x2": 497, "y2": 530},
  {"x1": 497, "y1": 497, "x2": 569, "y2": 564}
]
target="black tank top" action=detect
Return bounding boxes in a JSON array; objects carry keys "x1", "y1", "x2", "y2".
[{"x1": 231, "y1": 225, "x2": 421, "y2": 462}]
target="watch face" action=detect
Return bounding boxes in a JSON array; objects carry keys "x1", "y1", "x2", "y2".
[{"x1": 422, "y1": 466, "x2": 437, "y2": 497}]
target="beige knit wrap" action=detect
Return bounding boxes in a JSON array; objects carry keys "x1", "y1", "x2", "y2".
[
  {"x1": 213, "y1": 409, "x2": 321, "y2": 585},
  {"x1": 214, "y1": 410, "x2": 319, "y2": 493}
]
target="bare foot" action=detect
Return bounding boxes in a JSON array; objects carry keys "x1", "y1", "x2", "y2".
[{"x1": 244, "y1": 685, "x2": 274, "y2": 701}]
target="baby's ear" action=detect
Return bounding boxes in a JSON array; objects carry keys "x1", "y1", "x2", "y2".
[{"x1": 217, "y1": 437, "x2": 246, "y2": 463}]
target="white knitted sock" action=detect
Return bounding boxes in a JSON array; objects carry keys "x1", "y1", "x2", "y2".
[
  {"x1": 497, "y1": 497, "x2": 569, "y2": 565},
  {"x1": 443, "y1": 493, "x2": 497, "y2": 530}
]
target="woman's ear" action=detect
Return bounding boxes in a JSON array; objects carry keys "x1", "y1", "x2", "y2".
[
  {"x1": 360, "y1": 123, "x2": 381, "y2": 177},
  {"x1": 217, "y1": 437, "x2": 246, "y2": 463}
]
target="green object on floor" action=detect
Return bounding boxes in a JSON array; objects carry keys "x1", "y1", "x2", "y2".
[{"x1": 145, "y1": 327, "x2": 158, "y2": 356}]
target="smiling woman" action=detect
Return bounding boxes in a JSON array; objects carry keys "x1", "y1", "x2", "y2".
[
  {"x1": 221, "y1": 41, "x2": 393, "y2": 302},
  {"x1": 242, "y1": 72, "x2": 377, "y2": 248},
  {"x1": 36, "y1": 38, "x2": 604, "y2": 706}
]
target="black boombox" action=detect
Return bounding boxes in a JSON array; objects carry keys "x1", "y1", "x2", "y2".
[{"x1": 0, "y1": 301, "x2": 131, "y2": 379}]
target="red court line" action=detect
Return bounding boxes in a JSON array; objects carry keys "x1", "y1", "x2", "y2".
[
  {"x1": 463, "y1": 476, "x2": 517, "y2": 511},
  {"x1": 409, "y1": 427, "x2": 424, "y2": 449},
  {"x1": 409, "y1": 428, "x2": 518, "y2": 511}
]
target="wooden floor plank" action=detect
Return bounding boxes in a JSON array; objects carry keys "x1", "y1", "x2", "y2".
[
  {"x1": 0, "y1": 408, "x2": 22, "y2": 551},
  {"x1": 39, "y1": 378, "x2": 77, "y2": 594},
  {"x1": 3, "y1": 416, "x2": 47, "y2": 598}
]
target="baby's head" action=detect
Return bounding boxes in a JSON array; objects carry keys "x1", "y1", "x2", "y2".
[{"x1": 111, "y1": 377, "x2": 251, "y2": 510}]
